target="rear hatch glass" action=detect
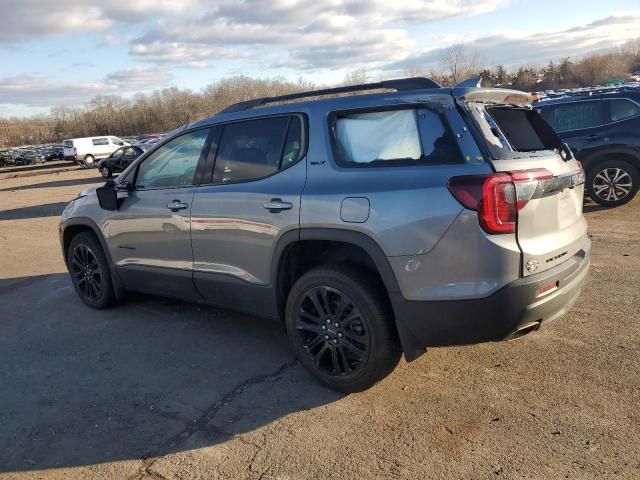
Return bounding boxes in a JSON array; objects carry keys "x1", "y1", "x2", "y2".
[
  {"x1": 467, "y1": 102, "x2": 588, "y2": 276},
  {"x1": 63, "y1": 140, "x2": 73, "y2": 148}
]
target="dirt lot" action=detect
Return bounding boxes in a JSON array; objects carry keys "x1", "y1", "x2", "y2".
[{"x1": 0, "y1": 168, "x2": 639, "y2": 479}]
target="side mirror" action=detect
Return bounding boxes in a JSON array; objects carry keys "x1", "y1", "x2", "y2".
[{"x1": 96, "y1": 180, "x2": 119, "y2": 211}]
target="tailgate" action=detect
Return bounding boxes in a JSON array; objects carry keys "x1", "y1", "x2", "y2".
[
  {"x1": 463, "y1": 98, "x2": 588, "y2": 276},
  {"x1": 491, "y1": 155, "x2": 587, "y2": 275}
]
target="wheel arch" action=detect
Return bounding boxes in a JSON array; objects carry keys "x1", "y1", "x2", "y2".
[
  {"x1": 581, "y1": 148, "x2": 640, "y2": 173},
  {"x1": 272, "y1": 228, "x2": 425, "y2": 361},
  {"x1": 61, "y1": 217, "x2": 125, "y2": 298}
]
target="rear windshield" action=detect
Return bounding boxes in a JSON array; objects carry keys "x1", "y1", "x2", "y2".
[
  {"x1": 469, "y1": 104, "x2": 562, "y2": 159},
  {"x1": 63, "y1": 140, "x2": 73, "y2": 148}
]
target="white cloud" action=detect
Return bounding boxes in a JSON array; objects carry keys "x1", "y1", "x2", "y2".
[
  {"x1": 127, "y1": 0, "x2": 507, "y2": 68},
  {"x1": 0, "y1": 67, "x2": 171, "y2": 106},
  {"x1": 0, "y1": 0, "x2": 510, "y2": 70},
  {"x1": 387, "y1": 14, "x2": 640, "y2": 71},
  {"x1": 2, "y1": 1, "x2": 639, "y2": 113},
  {"x1": 0, "y1": 0, "x2": 194, "y2": 42}
]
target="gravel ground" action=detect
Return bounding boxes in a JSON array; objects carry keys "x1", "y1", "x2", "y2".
[{"x1": 0, "y1": 168, "x2": 638, "y2": 479}]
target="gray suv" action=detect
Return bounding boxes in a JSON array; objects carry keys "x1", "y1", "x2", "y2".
[{"x1": 59, "y1": 78, "x2": 590, "y2": 392}]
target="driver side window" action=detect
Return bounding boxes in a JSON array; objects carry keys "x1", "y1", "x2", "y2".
[{"x1": 135, "y1": 128, "x2": 210, "y2": 189}]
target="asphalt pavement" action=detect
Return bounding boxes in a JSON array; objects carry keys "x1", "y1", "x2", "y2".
[{"x1": 0, "y1": 168, "x2": 638, "y2": 479}]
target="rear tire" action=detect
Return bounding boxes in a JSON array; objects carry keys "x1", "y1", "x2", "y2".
[
  {"x1": 587, "y1": 159, "x2": 639, "y2": 207},
  {"x1": 285, "y1": 264, "x2": 401, "y2": 393},
  {"x1": 67, "y1": 232, "x2": 116, "y2": 309},
  {"x1": 83, "y1": 155, "x2": 96, "y2": 167}
]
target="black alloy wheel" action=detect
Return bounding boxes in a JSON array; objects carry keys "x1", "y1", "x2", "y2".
[
  {"x1": 67, "y1": 232, "x2": 116, "y2": 309},
  {"x1": 70, "y1": 244, "x2": 103, "y2": 301},
  {"x1": 295, "y1": 286, "x2": 370, "y2": 377},
  {"x1": 285, "y1": 265, "x2": 401, "y2": 392}
]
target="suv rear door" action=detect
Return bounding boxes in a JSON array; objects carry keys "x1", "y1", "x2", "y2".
[
  {"x1": 190, "y1": 114, "x2": 306, "y2": 317},
  {"x1": 459, "y1": 90, "x2": 588, "y2": 276}
]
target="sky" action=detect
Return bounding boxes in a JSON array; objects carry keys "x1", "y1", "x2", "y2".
[{"x1": 0, "y1": 0, "x2": 638, "y2": 117}]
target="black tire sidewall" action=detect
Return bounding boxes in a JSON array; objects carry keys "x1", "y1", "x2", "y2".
[
  {"x1": 587, "y1": 159, "x2": 639, "y2": 207},
  {"x1": 285, "y1": 265, "x2": 400, "y2": 393},
  {"x1": 67, "y1": 232, "x2": 115, "y2": 309}
]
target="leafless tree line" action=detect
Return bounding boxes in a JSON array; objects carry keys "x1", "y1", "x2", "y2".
[{"x1": 2, "y1": 39, "x2": 639, "y2": 147}]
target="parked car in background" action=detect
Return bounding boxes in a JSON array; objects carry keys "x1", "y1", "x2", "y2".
[
  {"x1": 134, "y1": 136, "x2": 164, "y2": 151},
  {"x1": 43, "y1": 146, "x2": 63, "y2": 161},
  {"x1": 15, "y1": 149, "x2": 46, "y2": 165},
  {"x1": 0, "y1": 150, "x2": 15, "y2": 167},
  {"x1": 97, "y1": 145, "x2": 144, "y2": 178},
  {"x1": 63, "y1": 136, "x2": 128, "y2": 167},
  {"x1": 536, "y1": 87, "x2": 640, "y2": 207},
  {"x1": 60, "y1": 77, "x2": 590, "y2": 392}
]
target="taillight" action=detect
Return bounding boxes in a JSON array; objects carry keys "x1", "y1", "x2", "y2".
[
  {"x1": 480, "y1": 174, "x2": 516, "y2": 234},
  {"x1": 73, "y1": 147, "x2": 77, "y2": 156},
  {"x1": 448, "y1": 169, "x2": 553, "y2": 235}
]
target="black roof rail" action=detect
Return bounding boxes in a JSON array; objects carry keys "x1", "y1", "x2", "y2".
[{"x1": 217, "y1": 77, "x2": 441, "y2": 114}]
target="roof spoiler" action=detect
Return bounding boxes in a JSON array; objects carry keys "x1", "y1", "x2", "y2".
[
  {"x1": 451, "y1": 76, "x2": 532, "y2": 105},
  {"x1": 217, "y1": 77, "x2": 442, "y2": 115},
  {"x1": 454, "y1": 76, "x2": 482, "y2": 88}
]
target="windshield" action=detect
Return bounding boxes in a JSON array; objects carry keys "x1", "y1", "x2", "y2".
[{"x1": 468, "y1": 103, "x2": 562, "y2": 159}]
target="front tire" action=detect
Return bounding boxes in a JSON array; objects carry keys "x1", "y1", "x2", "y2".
[
  {"x1": 100, "y1": 165, "x2": 112, "y2": 178},
  {"x1": 67, "y1": 232, "x2": 116, "y2": 309},
  {"x1": 285, "y1": 264, "x2": 401, "y2": 393},
  {"x1": 587, "y1": 159, "x2": 639, "y2": 207}
]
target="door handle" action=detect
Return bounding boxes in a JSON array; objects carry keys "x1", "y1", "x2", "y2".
[
  {"x1": 585, "y1": 134, "x2": 600, "y2": 141},
  {"x1": 263, "y1": 198, "x2": 293, "y2": 212},
  {"x1": 167, "y1": 199, "x2": 189, "y2": 211}
]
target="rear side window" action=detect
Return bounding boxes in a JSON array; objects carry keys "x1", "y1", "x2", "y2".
[
  {"x1": 539, "y1": 101, "x2": 607, "y2": 132},
  {"x1": 609, "y1": 99, "x2": 640, "y2": 122},
  {"x1": 332, "y1": 108, "x2": 462, "y2": 167},
  {"x1": 212, "y1": 116, "x2": 303, "y2": 184},
  {"x1": 92, "y1": 137, "x2": 109, "y2": 146}
]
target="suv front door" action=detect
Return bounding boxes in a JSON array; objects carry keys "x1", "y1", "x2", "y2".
[
  {"x1": 190, "y1": 115, "x2": 306, "y2": 317},
  {"x1": 107, "y1": 127, "x2": 212, "y2": 300}
]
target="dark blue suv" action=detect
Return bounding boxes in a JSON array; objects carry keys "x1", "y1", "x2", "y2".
[{"x1": 536, "y1": 88, "x2": 640, "y2": 207}]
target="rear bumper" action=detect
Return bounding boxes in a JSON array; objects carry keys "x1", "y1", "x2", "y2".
[{"x1": 391, "y1": 239, "x2": 591, "y2": 360}]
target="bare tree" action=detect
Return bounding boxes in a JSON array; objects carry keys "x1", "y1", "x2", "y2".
[
  {"x1": 438, "y1": 44, "x2": 481, "y2": 85},
  {"x1": 2, "y1": 37, "x2": 640, "y2": 147}
]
